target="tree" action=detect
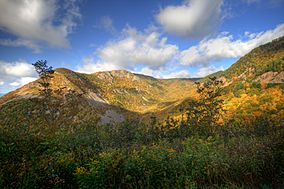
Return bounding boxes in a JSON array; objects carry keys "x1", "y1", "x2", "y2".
[
  {"x1": 33, "y1": 60, "x2": 54, "y2": 97},
  {"x1": 32, "y1": 60, "x2": 55, "y2": 125},
  {"x1": 186, "y1": 77, "x2": 224, "y2": 136}
]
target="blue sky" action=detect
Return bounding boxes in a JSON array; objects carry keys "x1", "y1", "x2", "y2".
[{"x1": 0, "y1": 0, "x2": 284, "y2": 93}]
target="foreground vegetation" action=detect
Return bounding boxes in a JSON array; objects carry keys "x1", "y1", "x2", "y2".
[{"x1": 1, "y1": 116, "x2": 283, "y2": 188}]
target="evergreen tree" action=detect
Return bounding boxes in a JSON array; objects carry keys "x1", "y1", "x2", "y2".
[{"x1": 32, "y1": 60, "x2": 55, "y2": 125}]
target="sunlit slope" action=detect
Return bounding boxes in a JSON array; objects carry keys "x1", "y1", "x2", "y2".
[
  {"x1": 196, "y1": 36, "x2": 284, "y2": 125},
  {"x1": 84, "y1": 70, "x2": 197, "y2": 113},
  {"x1": 0, "y1": 68, "x2": 133, "y2": 126},
  {"x1": 0, "y1": 68, "x2": 197, "y2": 126}
]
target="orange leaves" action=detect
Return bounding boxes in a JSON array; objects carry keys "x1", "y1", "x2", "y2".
[{"x1": 223, "y1": 85, "x2": 284, "y2": 124}]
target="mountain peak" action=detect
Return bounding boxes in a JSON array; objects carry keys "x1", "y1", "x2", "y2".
[
  {"x1": 54, "y1": 68, "x2": 75, "y2": 74},
  {"x1": 93, "y1": 69, "x2": 140, "y2": 81}
]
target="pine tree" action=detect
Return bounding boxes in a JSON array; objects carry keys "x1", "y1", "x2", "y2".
[{"x1": 32, "y1": 60, "x2": 55, "y2": 125}]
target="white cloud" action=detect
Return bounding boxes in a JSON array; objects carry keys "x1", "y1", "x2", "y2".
[
  {"x1": 9, "y1": 82, "x2": 20, "y2": 87},
  {"x1": 0, "y1": 39, "x2": 41, "y2": 53},
  {"x1": 20, "y1": 76, "x2": 38, "y2": 85},
  {"x1": 138, "y1": 67, "x2": 155, "y2": 77},
  {"x1": 9, "y1": 77, "x2": 37, "y2": 87},
  {"x1": 2, "y1": 62, "x2": 36, "y2": 77},
  {"x1": 77, "y1": 26, "x2": 178, "y2": 73},
  {"x1": 0, "y1": 0, "x2": 80, "y2": 51},
  {"x1": 193, "y1": 66, "x2": 224, "y2": 78},
  {"x1": 180, "y1": 23, "x2": 284, "y2": 66},
  {"x1": 161, "y1": 70, "x2": 191, "y2": 78},
  {"x1": 78, "y1": 57, "x2": 121, "y2": 74},
  {"x1": 134, "y1": 66, "x2": 190, "y2": 79},
  {"x1": 78, "y1": 24, "x2": 284, "y2": 79},
  {"x1": 156, "y1": 0, "x2": 223, "y2": 38},
  {"x1": 0, "y1": 61, "x2": 38, "y2": 93}
]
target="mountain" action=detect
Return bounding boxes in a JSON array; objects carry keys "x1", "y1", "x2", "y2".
[
  {"x1": 0, "y1": 37, "x2": 284, "y2": 127},
  {"x1": 82, "y1": 70, "x2": 198, "y2": 113},
  {"x1": 0, "y1": 68, "x2": 198, "y2": 126}
]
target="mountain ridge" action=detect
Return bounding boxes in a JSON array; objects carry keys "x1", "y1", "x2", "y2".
[{"x1": 0, "y1": 66, "x2": 198, "y2": 126}]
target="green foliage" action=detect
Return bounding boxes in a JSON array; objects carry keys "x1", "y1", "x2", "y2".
[
  {"x1": 233, "y1": 82, "x2": 244, "y2": 97},
  {"x1": 1, "y1": 112, "x2": 283, "y2": 188},
  {"x1": 252, "y1": 82, "x2": 261, "y2": 89},
  {"x1": 74, "y1": 133, "x2": 284, "y2": 189},
  {"x1": 193, "y1": 77, "x2": 223, "y2": 122},
  {"x1": 183, "y1": 77, "x2": 224, "y2": 136}
]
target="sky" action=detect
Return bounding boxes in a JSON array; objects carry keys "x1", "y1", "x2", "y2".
[{"x1": 0, "y1": 0, "x2": 284, "y2": 94}]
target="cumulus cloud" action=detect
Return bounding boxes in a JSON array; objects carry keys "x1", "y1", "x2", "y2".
[
  {"x1": 77, "y1": 26, "x2": 178, "y2": 73},
  {"x1": 78, "y1": 24, "x2": 284, "y2": 79},
  {"x1": 161, "y1": 70, "x2": 191, "y2": 78},
  {"x1": 193, "y1": 66, "x2": 224, "y2": 78},
  {"x1": 0, "y1": 61, "x2": 38, "y2": 93},
  {"x1": 0, "y1": 39, "x2": 40, "y2": 53},
  {"x1": 180, "y1": 23, "x2": 284, "y2": 66},
  {"x1": 0, "y1": 0, "x2": 80, "y2": 51},
  {"x1": 136, "y1": 67, "x2": 190, "y2": 79},
  {"x1": 78, "y1": 57, "x2": 121, "y2": 74},
  {"x1": 156, "y1": 0, "x2": 223, "y2": 38}
]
